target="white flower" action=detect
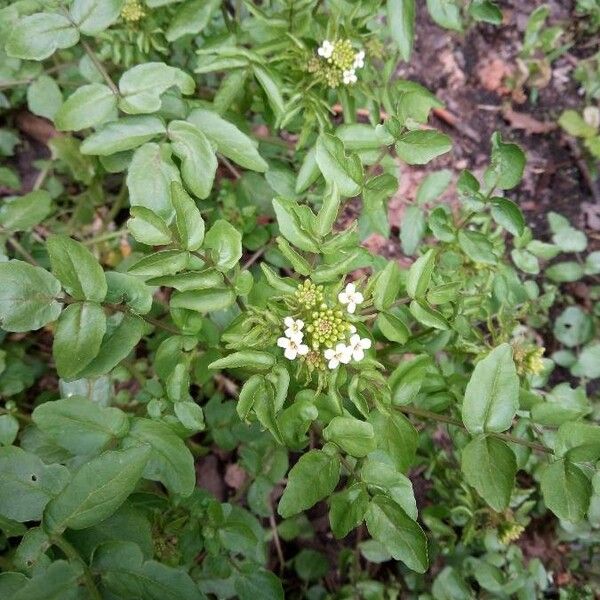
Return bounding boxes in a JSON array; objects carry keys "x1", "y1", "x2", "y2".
[
  {"x1": 342, "y1": 69, "x2": 357, "y2": 85},
  {"x1": 324, "y1": 343, "x2": 352, "y2": 369},
  {"x1": 318, "y1": 40, "x2": 334, "y2": 59},
  {"x1": 348, "y1": 334, "x2": 371, "y2": 362},
  {"x1": 284, "y1": 317, "x2": 304, "y2": 342},
  {"x1": 349, "y1": 324, "x2": 357, "y2": 334},
  {"x1": 353, "y1": 50, "x2": 365, "y2": 69},
  {"x1": 338, "y1": 282, "x2": 364, "y2": 314},
  {"x1": 277, "y1": 336, "x2": 309, "y2": 361}
]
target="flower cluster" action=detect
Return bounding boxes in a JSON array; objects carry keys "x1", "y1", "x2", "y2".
[
  {"x1": 513, "y1": 343, "x2": 545, "y2": 376},
  {"x1": 308, "y1": 39, "x2": 365, "y2": 88},
  {"x1": 277, "y1": 282, "x2": 371, "y2": 370},
  {"x1": 121, "y1": 0, "x2": 146, "y2": 22},
  {"x1": 498, "y1": 521, "x2": 525, "y2": 545}
]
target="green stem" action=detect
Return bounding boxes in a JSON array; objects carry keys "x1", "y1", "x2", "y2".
[
  {"x1": 393, "y1": 404, "x2": 553, "y2": 454},
  {"x1": 52, "y1": 536, "x2": 102, "y2": 600},
  {"x1": 82, "y1": 230, "x2": 127, "y2": 246},
  {"x1": 6, "y1": 236, "x2": 37, "y2": 265},
  {"x1": 80, "y1": 40, "x2": 119, "y2": 96}
]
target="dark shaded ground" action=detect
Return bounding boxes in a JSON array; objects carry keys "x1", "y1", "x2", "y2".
[{"x1": 396, "y1": 0, "x2": 599, "y2": 240}]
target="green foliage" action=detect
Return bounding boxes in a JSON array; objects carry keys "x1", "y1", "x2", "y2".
[{"x1": 0, "y1": 0, "x2": 598, "y2": 597}]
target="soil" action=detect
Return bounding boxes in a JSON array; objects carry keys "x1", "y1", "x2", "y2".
[{"x1": 390, "y1": 0, "x2": 600, "y2": 243}]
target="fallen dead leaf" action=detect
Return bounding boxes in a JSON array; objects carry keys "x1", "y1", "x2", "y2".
[
  {"x1": 15, "y1": 111, "x2": 60, "y2": 145},
  {"x1": 502, "y1": 105, "x2": 556, "y2": 134},
  {"x1": 477, "y1": 57, "x2": 512, "y2": 94},
  {"x1": 224, "y1": 464, "x2": 247, "y2": 490}
]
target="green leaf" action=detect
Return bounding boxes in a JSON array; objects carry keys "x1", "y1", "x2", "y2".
[
  {"x1": 545, "y1": 261, "x2": 584, "y2": 283},
  {"x1": 278, "y1": 449, "x2": 340, "y2": 518},
  {"x1": 234, "y1": 566, "x2": 284, "y2": 600},
  {"x1": 272, "y1": 197, "x2": 319, "y2": 253},
  {"x1": 128, "y1": 206, "x2": 173, "y2": 246},
  {"x1": 127, "y1": 142, "x2": 180, "y2": 222},
  {"x1": 0, "y1": 414, "x2": 18, "y2": 446},
  {"x1": 369, "y1": 411, "x2": 418, "y2": 473},
  {"x1": 105, "y1": 272, "x2": 153, "y2": 314},
  {"x1": 209, "y1": 351, "x2": 276, "y2": 371},
  {"x1": 491, "y1": 198, "x2": 525, "y2": 236},
  {"x1": 165, "y1": 0, "x2": 220, "y2": 41},
  {"x1": 95, "y1": 541, "x2": 206, "y2": 600},
  {"x1": 33, "y1": 397, "x2": 129, "y2": 455},
  {"x1": 0, "y1": 261, "x2": 63, "y2": 332},
  {"x1": 458, "y1": 229, "x2": 497, "y2": 264},
  {"x1": 426, "y1": 0, "x2": 463, "y2": 30},
  {"x1": 6, "y1": 13, "x2": 79, "y2": 61},
  {"x1": 484, "y1": 132, "x2": 526, "y2": 190},
  {"x1": 361, "y1": 459, "x2": 417, "y2": 519},
  {"x1": 558, "y1": 110, "x2": 597, "y2": 138},
  {"x1": 27, "y1": 75, "x2": 62, "y2": 121},
  {"x1": 511, "y1": 248, "x2": 539, "y2": 275},
  {"x1": 0, "y1": 190, "x2": 52, "y2": 232},
  {"x1": 203, "y1": 219, "x2": 242, "y2": 271},
  {"x1": 407, "y1": 248, "x2": 436, "y2": 299},
  {"x1": 376, "y1": 312, "x2": 410, "y2": 344},
  {"x1": 553, "y1": 307, "x2": 593, "y2": 348},
  {"x1": 373, "y1": 260, "x2": 401, "y2": 310},
  {"x1": 395, "y1": 130, "x2": 452, "y2": 165},
  {"x1": 128, "y1": 250, "x2": 193, "y2": 278},
  {"x1": 365, "y1": 494, "x2": 428, "y2": 573},
  {"x1": 315, "y1": 184, "x2": 341, "y2": 238},
  {"x1": 70, "y1": 0, "x2": 124, "y2": 34},
  {"x1": 387, "y1": 0, "x2": 416, "y2": 61},
  {"x1": 174, "y1": 401, "x2": 205, "y2": 432},
  {"x1": 548, "y1": 211, "x2": 587, "y2": 252},
  {"x1": 461, "y1": 343, "x2": 519, "y2": 434},
  {"x1": 461, "y1": 436, "x2": 516, "y2": 511},
  {"x1": 52, "y1": 302, "x2": 107, "y2": 379},
  {"x1": 55, "y1": 83, "x2": 117, "y2": 131},
  {"x1": 0, "y1": 447, "x2": 69, "y2": 522},
  {"x1": 118, "y1": 62, "x2": 195, "y2": 114},
  {"x1": 409, "y1": 299, "x2": 449, "y2": 330},
  {"x1": 44, "y1": 445, "x2": 151, "y2": 534},
  {"x1": 168, "y1": 182, "x2": 205, "y2": 251},
  {"x1": 170, "y1": 288, "x2": 236, "y2": 313},
  {"x1": 323, "y1": 417, "x2": 376, "y2": 458},
  {"x1": 469, "y1": 0, "x2": 502, "y2": 24},
  {"x1": 81, "y1": 116, "x2": 166, "y2": 156},
  {"x1": 315, "y1": 133, "x2": 363, "y2": 197},
  {"x1": 123, "y1": 419, "x2": 195, "y2": 497},
  {"x1": 571, "y1": 343, "x2": 600, "y2": 379},
  {"x1": 47, "y1": 235, "x2": 107, "y2": 302},
  {"x1": 188, "y1": 108, "x2": 268, "y2": 172},
  {"x1": 416, "y1": 170, "x2": 453, "y2": 204},
  {"x1": 400, "y1": 206, "x2": 426, "y2": 256},
  {"x1": 540, "y1": 459, "x2": 591, "y2": 523},
  {"x1": 253, "y1": 65, "x2": 285, "y2": 121},
  {"x1": 168, "y1": 120, "x2": 217, "y2": 200},
  {"x1": 10, "y1": 560, "x2": 83, "y2": 600},
  {"x1": 329, "y1": 483, "x2": 369, "y2": 538}
]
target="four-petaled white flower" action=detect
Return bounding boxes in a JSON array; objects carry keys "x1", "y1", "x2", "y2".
[
  {"x1": 342, "y1": 69, "x2": 357, "y2": 85},
  {"x1": 318, "y1": 40, "x2": 334, "y2": 59},
  {"x1": 338, "y1": 282, "x2": 363, "y2": 314},
  {"x1": 324, "y1": 343, "x2": 352, "y2": 370},
  {"x1": 348, "y1": 334, "x2": 372, "y2": 362},
  {"x1": 277, "y1": 336, "x2": 309, "y2": 361},
  {"x1": 284, "y1": 317, "x2": 304, "y2": 342},
  {"x1": 353, "y1": 50, "x2": 365, "y2": 69}
]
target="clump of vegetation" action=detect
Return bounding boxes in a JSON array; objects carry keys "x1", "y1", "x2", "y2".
[{"x1": 0, "y1": 0, "x2": 599, "y2": 598}]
